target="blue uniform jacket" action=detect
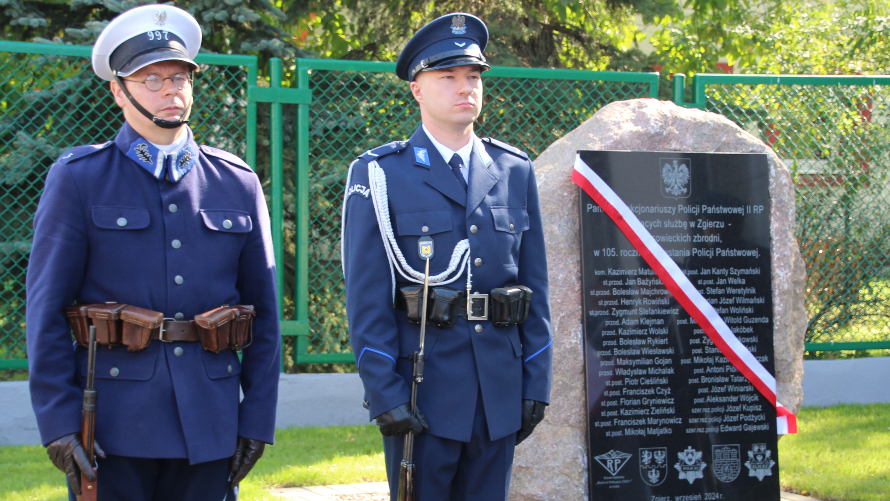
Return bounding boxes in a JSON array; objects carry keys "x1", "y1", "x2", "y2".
[
  {"x1": 26, "y1": 122, "x2": 280, "y2": 465},
  {"x1": 342, "y1": 126, "x2": 553, "y2": 442}
]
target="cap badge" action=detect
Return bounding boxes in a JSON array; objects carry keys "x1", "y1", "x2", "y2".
[
  {"x1": 153, "y1": 10, "x2": 167, "y2": 26},
  {"x1": 451, "y1": 15, "x2": 467, "y2": 35}
]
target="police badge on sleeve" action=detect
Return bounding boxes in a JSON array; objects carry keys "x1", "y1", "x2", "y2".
[
  {"x1": 675, "y1": 446, "x2": 706, "y2": 484},
  {"x1": 745, "y1": 443, "x2": 776, "y2": 481},
  {"x1": 712, "y1": 444, "x2": 741, "y2": 482},
  {"x1": 639, "y1": 447, "x2": 667, "y2": 486}
]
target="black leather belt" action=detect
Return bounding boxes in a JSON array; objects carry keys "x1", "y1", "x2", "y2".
[{"x1": 394, "y1": 289, "x2": 490, "y2": 320}]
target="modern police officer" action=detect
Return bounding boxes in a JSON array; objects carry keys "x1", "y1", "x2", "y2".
[
  {"x1": 26, "y1": 5, "x2": 280, "y2": 500},
  {"x1": 341, "y1": 13, "x2": 553, "y2": 501}
]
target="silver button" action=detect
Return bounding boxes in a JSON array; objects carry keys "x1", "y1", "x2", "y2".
[
  {"x1": 174, "y1": 275, "x2": 184, "y2": 285},
  {"x1": 223, "y1": 219, "x2": 233, "y2": 229},
  {"x1": 117, "y1": 217, "x2": 127, "y2": 227},
  {"x1": 109, "y1": 367, "x2": 120, "y2": 377},
  {"x1": 227, "y1": 365, "x2": 233, "y2": 374},
  {"x1": 174, "y1": 347, "x2": 184, "y2": 356},
  {"x1": 474, "y1": 258, "x2": 482, "y2": 267},
  {"x1": 475, "y1": 324, "x2": 483, "y2": 332},
  {"x1": 174, "y1": 312, "x2": 184, "y2": 320},
  {"x1": 470, "y1": 225, "x2": 478, "y2": 234},
  {"x1": 510, "y1": 223, "x2": 515, "y2": 230},
  {"x1": 169, "y1": 204, "x2": 178, "y2": 213},
  {"x1": 172, "y1": 239, "x2": 181, "y2": 249},
  {"x1": 421, "y1": 226, "x2": 429, "y2": 233}
]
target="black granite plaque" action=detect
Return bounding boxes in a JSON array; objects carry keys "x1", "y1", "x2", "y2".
[{"x1": 579, "y1": 151, "x2": 780, "y2": 501}]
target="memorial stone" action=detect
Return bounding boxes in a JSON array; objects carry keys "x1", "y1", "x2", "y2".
[{"x1": 509, "y1": 99, "x2": 806, "y2": 501}]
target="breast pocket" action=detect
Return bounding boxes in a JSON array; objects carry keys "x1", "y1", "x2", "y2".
[
  {"x1": 393, "y1": 210, "x2": 457, "y2": 273},
  {"x1": 91, "y1": 207, "x2": 150, "y2": 230},
  {"x1": 199, "y1": 210, "x2": 252, "y2": 233},
  {"x1": 490, "y1": 207, "x2": 529, "y2": 267}
]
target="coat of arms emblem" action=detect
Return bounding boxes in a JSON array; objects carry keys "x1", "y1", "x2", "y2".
[
  {"x1": 594, "y1": 450, "x2": 632, "y2": 476},
  {"x1": 639, "y1": 447, "x2": 667, "y2": 486},
  {"x1": 661, "y1": 158, "x2": 691, "y2": 199},
  {"x1": 745, "y1": 443, "x2": 775, "y2": 481},
  {"x1": 153, "y1": 10, "x2": 167, "y2": 26},
  {"x1": 712, "y1": 444, "x2": 741, "y2": 482},
  {"x1": 451, "y1": 15, "x2": 467, "y2": 35},
  {"x1": 675, "y1": 446, "x2": 706, "y2": 484}
]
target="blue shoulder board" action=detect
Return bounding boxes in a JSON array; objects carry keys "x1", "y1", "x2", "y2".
[
  {"x1": 56, "y1": 142, "x2": 113, "y2": 165},
  {"x1": 482, "y1": 137, "x2": 529, "y2": 160},
  {"x1": 199, "y1": 145, "x2": 252, "y2": 171},
  {"x1": 358, "y1": 141, "x2": 408, "y2": 162}
]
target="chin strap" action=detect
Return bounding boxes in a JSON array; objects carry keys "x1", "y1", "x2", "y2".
[{"x1": 114, "y1": 73, "x2": 191, "y2": 129}]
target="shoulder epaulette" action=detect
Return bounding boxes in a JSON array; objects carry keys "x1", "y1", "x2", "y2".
[
  {"x1": 56, "y1": 142, "x2": 113, "y2": 165},
  {"x1": 200, "y1": 145, "x2": 252, "y2": 171},
  {"x1": 482, "y1": 137, "x2": 530, "y2": 160},
  {"x1": 359, "y1": 141, "x2": 408, "y2": 162}
]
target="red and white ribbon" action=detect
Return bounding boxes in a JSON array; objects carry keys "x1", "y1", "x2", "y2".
[{"x1": 573, "y1": 155, "x2": 797, "y2": 435}]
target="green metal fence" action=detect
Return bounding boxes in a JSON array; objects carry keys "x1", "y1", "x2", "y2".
[
  {"x1": 288, "y1": 59, "x2": 659, "y2": 363},
  {"x1": 673, "y1": 74, "x2": 890, "y2": 352}
]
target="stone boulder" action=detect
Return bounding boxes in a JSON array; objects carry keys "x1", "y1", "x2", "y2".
[{"x1": 509, "y1": 98, "x2": 807, "y2": 501}]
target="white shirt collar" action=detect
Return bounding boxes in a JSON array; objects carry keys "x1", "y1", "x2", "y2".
[{"x1": 422, "y1": 124, "x2": 475, "y2": 177}]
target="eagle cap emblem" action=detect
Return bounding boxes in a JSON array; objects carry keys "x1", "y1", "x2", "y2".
[
  {"x1": 451, "y1": 15, "x2": 467, "y2": 35},
  {"x1": 154, "y1": 10, "x2": 167, "y2": 26}
]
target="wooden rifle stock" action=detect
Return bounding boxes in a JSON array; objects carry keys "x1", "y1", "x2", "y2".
[{"x1": 80, "y1": 326, "x2": 98, "y2": 501}]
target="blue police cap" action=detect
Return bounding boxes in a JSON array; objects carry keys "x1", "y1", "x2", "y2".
[{"x1": 395, "y1": 13, "x2": 490, "y2": 82}]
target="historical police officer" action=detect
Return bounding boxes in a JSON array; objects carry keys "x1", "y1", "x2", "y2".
[
  {"x1": 26, "y1": 5, "x2": 280, "y2": 500},
  {"x1": 341, "y1": 13, "x2": 553, "y2": 500}
]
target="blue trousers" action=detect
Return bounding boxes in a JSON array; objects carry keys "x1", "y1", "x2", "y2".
[
  {"x1": 67, "y1": 455, "x2": 235, "y2": 501},
  {"x1": 383, "y1": 390, "x2": 517, "y2": 501}
]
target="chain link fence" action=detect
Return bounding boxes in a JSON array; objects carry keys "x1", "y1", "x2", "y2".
[
  {"x1": 0, "y1": 42, "x2": 256, "y2": 369},
  {"x1": 676, "y1": 75, "x2": 890, "y2": 351}
]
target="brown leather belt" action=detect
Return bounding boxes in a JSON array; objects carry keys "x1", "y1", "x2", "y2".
[{"x1": 152, "y1": 320, "x2": 199, "y2": 343}]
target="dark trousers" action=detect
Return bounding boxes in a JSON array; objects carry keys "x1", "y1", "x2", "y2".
[
  {"x1": 67, "y1": 455, "x2": 235, "y2": 501},
  {"x1": 383, "y1": 390, "x2": 517, "y2": 501}
]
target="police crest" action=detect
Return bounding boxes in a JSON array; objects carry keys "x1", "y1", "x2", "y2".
[
  {"x1": 745, "y1": 443, "x2": 775, "y2": 481},
  {"x1": 154, "y1": 10, "x2": 167, "y2": 26},
  {"x1": 451, "y1": 15, "x2": 467, "y2": 35},
  {"x1": 660, "y1": 158, "x2": 691, "y2": 199},
  {"x1": 594, "y1": 450, "x2": 632, "y2": 476},
  {"x1": 712, "y1": 444, "x2": 741, "y2": 483},
  {"x1": 639, "y1": 447, "x2": 667, "y2": 486},
  {"x1": 675, "y1": 446, "x2": 706, "y2": 484}
]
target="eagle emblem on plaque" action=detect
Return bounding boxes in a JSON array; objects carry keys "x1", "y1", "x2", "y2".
[
  {"x1": 712, "y1": 444, "x2": 741, "y2": 482},
  {"x1": 660, "y1": 158, "x2": 691, "y2": 199},
  {"x1": 744, "y1": 443, "x2": 776, "y2": 481},
  {"x1": 675, "y1": 446, "x2": 706, "y2": 484},
  {"x1": 639, "y1": 447, "x2": 667, "y2": 486},
  {"x1": 594, "y1": 450, "x2": 632, "y2": 476}
]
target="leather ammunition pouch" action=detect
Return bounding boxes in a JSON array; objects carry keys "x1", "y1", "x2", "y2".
[
  {"x1": 194, "y1": 305, "x2": 254, "y2": 353},
  {"x1": 64, "y1": 303, "x2": 255, "y2": 353},
  {"x1": 396, "y1": 284, "x2": 532, "y2": 329}
]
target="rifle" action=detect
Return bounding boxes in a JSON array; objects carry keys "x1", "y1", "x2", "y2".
[
  {"x1": 80, "y1": 326, "x2": 98, "y2": 501},
  {"x1": 397, "y1": 236, "x2": 434, "y2": 501}
]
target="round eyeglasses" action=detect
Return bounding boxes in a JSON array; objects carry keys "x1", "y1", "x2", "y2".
[{"x1": 122, "y1": 73, "x2": 192, "y2": 92}]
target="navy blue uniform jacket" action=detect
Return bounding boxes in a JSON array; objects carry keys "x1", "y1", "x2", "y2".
[
  {"x1": 26, "y1": 123, "x2": 280, "y2": 465},
  {"x1": 341, "y1": 126, "x2": 553, "y2": 442}
]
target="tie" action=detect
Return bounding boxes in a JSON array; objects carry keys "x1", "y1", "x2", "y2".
[{"x1": 449, "y1": 154, "x2": 468, "y2": 191}]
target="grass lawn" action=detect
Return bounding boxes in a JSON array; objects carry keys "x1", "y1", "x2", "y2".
[
  {"x1": 1, "y1": 405, "x2": 888, "y2": 500},
  {"x1": 780, "y1": 403, "x2": 890, "y2": 501}
]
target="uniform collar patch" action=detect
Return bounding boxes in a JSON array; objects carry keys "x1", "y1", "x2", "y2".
[
  {"x1": 120, "y1": 124, "x2": 199, "y2": 183},
  {"x1": 414, "y1": 147, "x2": 431, "y2": 166}
]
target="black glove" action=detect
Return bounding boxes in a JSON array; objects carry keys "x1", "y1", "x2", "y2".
[
  {"x1": 229, "y1": 437, "x2": 266, "y2": 488},
  {"x1": 46, "y1": 433, "x2": 106, "y2": 496},
  {"x1": 516, "y1": 400, "x2": 546, "y2": 445},
  {"x1": 374, "y1": 403, "x2": 429, "y2": 437}
]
